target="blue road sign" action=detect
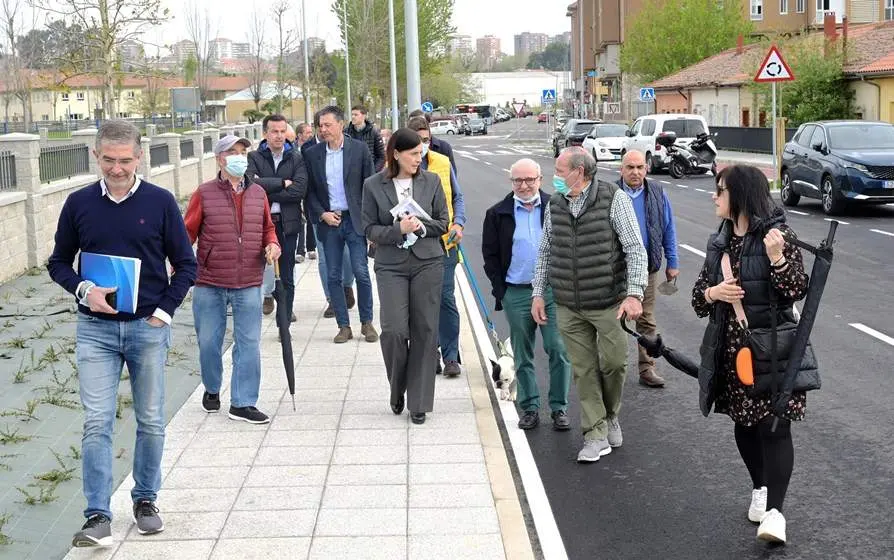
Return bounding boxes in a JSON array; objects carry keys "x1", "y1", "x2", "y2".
[
  {"x1": 542, "y1": 89, "x2": 557, "y2": 104},
  {"x1": 587, "y1": 70, "x2": 597, "y2": 77},
  {"x1": 421, "y1": 101, "x2": 434, "y2": 113},
  {"x1": 639, "y1": 88, "x2": 655, "y2": 102}
]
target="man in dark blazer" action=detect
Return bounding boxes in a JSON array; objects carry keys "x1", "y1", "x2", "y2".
[
  {"x1": 304, "y1": 105, "x2": 378, "y2": 344},
  {"x1": 482, "y1": 158, "x2": 571, "y2": 431},
  {"x1": 248, "y1": 114, "x2": 307, "y2": 321}
]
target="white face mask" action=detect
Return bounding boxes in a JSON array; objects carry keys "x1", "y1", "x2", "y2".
[
  {"x1": 513, "y1": 193, "x2": 539, "y2": 204},
  {"x1": 421, "y1": 143, "x2": 429, "y2": 157}
]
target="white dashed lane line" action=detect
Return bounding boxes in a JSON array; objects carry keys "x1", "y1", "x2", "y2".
[
  {"x1": 787, "y1": 210, "x2": 809, "y2": 216},
  {"x1": 501, "y1": 168, "x2": 511, "y2": 173},
  {"x1": 870, "y1": 229, "x2": 894, "y2": 237},
  {"x1": 694, "y1": 187, "x2": 708, "y2": 193},
  {"x1": 680, "y1": 244, "x2": 706, "y2": 258},
  {"x1": 849, "y1": 323, "x2": 894, "y2": 347},
  {"x1": 825, "y1": 218, "x2": 849, "y2": 225}
]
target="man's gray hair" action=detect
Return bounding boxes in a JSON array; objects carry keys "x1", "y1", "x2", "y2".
[
  {"x1": 96, "y1": 120, "x2": 141, "y2": 153},
  {"x1": 563, "y1": 146, "x2": 597, "y2": 179},
  {"x1": 510, "y1": 158, "x2": 541, "y2": 177}
]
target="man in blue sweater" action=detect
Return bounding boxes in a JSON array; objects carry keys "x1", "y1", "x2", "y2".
[
  {"x1": 616, "y1": 150, "x2": 679, "y2": 388},
  {"x1": 48, "y1": 120, "x2": 197, "y2": 547}
]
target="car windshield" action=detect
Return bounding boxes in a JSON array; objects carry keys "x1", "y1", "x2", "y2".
[
  {"x1": 662, "y1": 119, "x2": 705, "y2": 137},
  {"x1": 573, "y1": 122, "x2": 597, "y2": 134},
  {"x1": 827, "y1": 124, "x2": 894, "y2": 149},
  {"x1": 592, "y1": 124, "x2": 628, "y2": 138},
  {"x1": 470, "y1": 119, "x2": 483, "y2": 125}
]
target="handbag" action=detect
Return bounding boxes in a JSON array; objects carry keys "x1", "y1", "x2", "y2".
[{"x1": 721, "y1": 253, "x2": 820, "y2": 398}]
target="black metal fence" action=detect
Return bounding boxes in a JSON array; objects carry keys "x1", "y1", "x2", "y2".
[
  {"x1": 150, "y1": 144, "x2": 170, "y2": 167},
  {"x1": 711, "y1": 126, "x2": 798, "y2": 154},
  {"x1": 0, "y1": 150, "x2": 16, "y2": 191},
  {"x1": 180, "y1": 138, "x2": 195, "y2": 159},
  {"x1": 39, "y1": 144, "x2": 90, "y2": 183},
  {"x1": 203, "y1": 136, "x2": 213, "y2": 153}
]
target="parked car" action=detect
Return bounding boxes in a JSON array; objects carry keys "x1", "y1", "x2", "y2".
[
  {"x1": 468, "y1": 118, "x2": 488, "y2": 135},
  {"x1": 780, "y1": 120, "x2": 894, "y2": 215},
  {"x1": 430, "y1": 120, "x2": 457, "y2": 135},
  {"x1": 537, "y1": 112, "x2": 549, "y2": 123},
  {"x1": 494, "y1": 109, "x2": 511, "y2": 122},
  {"x1": 553, "y1": 119, "x2": 600, "y2": 157},
  {"x1": 622, "y1": 114, "x2": 709, "y2": 173},
  {"x1": 582, "y1": 123, "x2": 629, "y2": 161},
  {"x1": 456, "y1": 115, "x2": 471, "y2": 135}
]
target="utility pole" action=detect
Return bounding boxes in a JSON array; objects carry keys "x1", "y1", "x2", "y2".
[
  {"x1": 404, "y1": 0, "x2": 422, "y2": 113},
  {"x1": 388, "y1": 0, "x2": 399, "y2": 128},
  {"x1": 302, "y1": 0, "x2": 311, "y2": 123},
  {"x1": 343, "y1": 0, "x2": 352, "y2": 109}
]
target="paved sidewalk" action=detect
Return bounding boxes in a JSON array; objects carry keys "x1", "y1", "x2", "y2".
[{"x1": 63, "y1": 259, "x2": 533, "y2": 560}]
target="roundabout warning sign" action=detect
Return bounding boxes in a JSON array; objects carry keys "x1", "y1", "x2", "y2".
[{"x1": 754, "y1": 45, "x2": 794, "y2": 83}]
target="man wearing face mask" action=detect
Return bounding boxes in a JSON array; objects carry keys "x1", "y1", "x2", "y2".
[
  {"x1": 184, "y1": 135, "x2": 281, "y2": 424},
  {"x1": 482, "y1": 158, "x2": 572, "y2": 431},
  {"x1": 531, "y1": 147, "x2": 648, "y2": 463},
  {"x1": 617, "y1": 150, "x2": 679, "y2": 388}
]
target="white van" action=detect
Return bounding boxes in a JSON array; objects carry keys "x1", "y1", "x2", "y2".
[{"x1": 622, "y1": 114, "x2": 710, "y2": 173}]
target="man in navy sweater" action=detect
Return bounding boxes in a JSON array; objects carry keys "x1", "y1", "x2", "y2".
[
  {"x1": 616, "y1": 150, "x2": 679, "y2": 388},
  {"x1": 47, "y1": 120, "x2": 197, "y2": 547}
]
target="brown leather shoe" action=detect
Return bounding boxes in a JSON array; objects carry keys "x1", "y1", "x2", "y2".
[
  {"x1": 360, "y1": 322, "x2": 378, "y2": 343},
  {"x1": 334, "y1": 327, "x2": 353, "y2": 344},
  {"x1": 344, "y1": 287, "x2": 356, "y2": 309},
  {"x1": 443, "y1": 360, "x2": 461, "y2": 377},
  {"x1": 639, "y1": 370, "x2": 666, "y2": 388},
  {"x1": 323, "y1": 303, "x2": 335, "y2": 318},
  {"x1": 263, "y1": 297, "x2": 275, "y2": 315}
]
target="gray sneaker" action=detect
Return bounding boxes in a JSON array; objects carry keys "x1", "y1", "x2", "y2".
[
  {"x1": 607, "y1": 417, "x2": 623, "y2": 448},
  {"x1": 72, "y1": 514, "x2": 113, "y2": 547},
  {"x1": 132, "y1": 500, "x2": 165, "y2": 535},
  {"x1": 577, "y1": 438, "x2": 612, "y2": 463}
]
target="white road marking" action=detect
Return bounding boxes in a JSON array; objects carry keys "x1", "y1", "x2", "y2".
[
  {"x1": 870, "y1": 229, "x2": 894, "y2": 237},
  {"x1": 680, "y1": 244, "x2": 706, "y2": 258},
  {"x1": 496, "y1": 150, "x2": 514, "y2": 155},
  {"x1": 483, "y1": 161, "x2": 493, "y2": 166},
  {"x1": 501, "y1": 168, "x2": 511, "y2": 173},
  {"x1": 887, "y1": 203, "x2": 894, "y2": 206},
  {"x1": 476, "y1": 150, "x2": 494, "y2": 156},
  {"x1": 849, "y1": 323, "x2": 894, "y2": 347},
  {"x1": 461, "y1": 154, "x2": 480, "y2": 161},
  {"x1": 658, "y1": 180, "x2": 670, "y2": 184},
  {"x1": 694, "y1": 187, "x2": 707, "y2": 193},
  {"x1": 787, "y1": 210, "x2": 809, "y2": 216},
  {"x1": 455, "y1": 270, "x2": 569, "y2": 560},
  {"x1": 825, "y1": 218, "x2": 849, "y2": 225},
  {"x1": 675, "y1": 184, "x2": 689, "y2": 189},
  {"x1": 455, "y1": 150, "x2": 470, "y2": 155},
  {"x1": 508, "y1": 146, "x2": 530, "y2": 154}
]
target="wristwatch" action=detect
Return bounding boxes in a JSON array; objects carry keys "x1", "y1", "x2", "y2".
[{"x1": 77, "y1": 281, "x2": 96, "y2": 306}]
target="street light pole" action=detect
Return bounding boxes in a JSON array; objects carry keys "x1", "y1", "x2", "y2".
[
  {"x1": 404, "y1": 0, "x2": 422, "y2": 113},
  {"x1": 343, "y1": 0, "x2": 352, "y2": 109},
  {"x1": 388, "y1": 0, "x2": 399, "y2": 128},
  {"x1": 302, "y1": 0, "x2": 311, "y2": 123}
]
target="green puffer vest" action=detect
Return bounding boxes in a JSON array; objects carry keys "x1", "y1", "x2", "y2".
[{"x1": 549, "y1": 179, "x2": 626, "y2": 311}]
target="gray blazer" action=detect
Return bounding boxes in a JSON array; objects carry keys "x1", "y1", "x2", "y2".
[{"x1": 361, "y1": 170, "x2": 450, "y2": 264}]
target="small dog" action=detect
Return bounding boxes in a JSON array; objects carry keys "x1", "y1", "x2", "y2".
[{"x1": 490, "y1": 354, "x2": 517, "y2": 402}]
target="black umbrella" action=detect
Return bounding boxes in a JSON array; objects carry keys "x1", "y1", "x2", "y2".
[
  {"x1": 772, "y1": 220, "x2": 838, "y2": 418},
  {"x1": 620, "y1": 316, "x2": 700, "y2": 379},
  {"x1": 274, "y1": 261, "x2": 296, "y2": 411}
]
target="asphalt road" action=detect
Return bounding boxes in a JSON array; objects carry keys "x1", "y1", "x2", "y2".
[{"x1": 446, "y1": 118, "x2": 894, "y2": 559}]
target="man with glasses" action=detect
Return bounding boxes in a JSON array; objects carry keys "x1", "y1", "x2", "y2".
[
  {"x1": 406, "y1": 116, "x2": 466, "y2": 376},
  {"x1": 482, "y1": 158, "x2": 571, "y2": 430}
]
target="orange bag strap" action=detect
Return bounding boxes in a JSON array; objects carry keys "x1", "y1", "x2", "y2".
[{"x1": 721, "y1": 253, "x2": 748, "y2": 330}]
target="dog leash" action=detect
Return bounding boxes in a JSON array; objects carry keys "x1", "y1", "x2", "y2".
[{"x1": 457, "y1": 245, "x2": 510, "y2": 357}]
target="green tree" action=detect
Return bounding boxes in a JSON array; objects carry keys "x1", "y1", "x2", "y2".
[
  {"x1": 620, "y1": 0, "x2": 752, "y2": 82},
  {"x1": 183, "y1": 54, "x2": 198, "y2": 85},
  {"x1": 527, "y1": 42, "x2": 569, "y2": 71}
]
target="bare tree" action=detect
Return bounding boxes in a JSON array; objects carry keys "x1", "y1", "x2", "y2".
[
  {"x1": 270, "y1": 0, "x2": 298, "y2": 116},
  {"x1": 184, "y1": 1, "x2": 216, "y2": 120},
  {"x1": 1, "y1": 0, "x2": 34, "y2": 128},
  {"x1": 246, "y1": 9, "x2": 266, "y2": 111},
  {"x1": 31, "y1": 0, "x2": 169, "y2": 119}
]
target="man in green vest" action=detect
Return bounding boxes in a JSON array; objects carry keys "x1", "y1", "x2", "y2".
[{"x1": 531, "y1": 147, "x2": 648, "y2": 463}]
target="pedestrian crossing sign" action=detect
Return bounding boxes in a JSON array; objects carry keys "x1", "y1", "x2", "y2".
[
  {"x1": 639, "y1": 88, "x2": 655, "y2": 102},
  {"x1": 541, "y1": 89, "x2": 557, "y2": 104}
]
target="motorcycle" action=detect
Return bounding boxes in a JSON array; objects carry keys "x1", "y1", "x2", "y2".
[{"x1": 658, "y1": 131, "x2": 718, "y2": 179}]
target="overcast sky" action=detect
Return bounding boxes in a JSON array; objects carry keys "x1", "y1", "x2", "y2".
[{"x1": 141, "y1": 0, "x2": 571, "y2": 57}]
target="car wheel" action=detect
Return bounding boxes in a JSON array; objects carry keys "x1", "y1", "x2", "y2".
[
  {"x1": 646, "y1": 152, "x2": 659, "y2": 174},
  {"x1": 780, "y1": 170, "x2": 800, "y2": 207},
  {"x1": 447, "y1": 130, "x2": 454, "y2": 135},
  {"x1": 821, "y1": 174, "x2": 845, "y2": 215}
]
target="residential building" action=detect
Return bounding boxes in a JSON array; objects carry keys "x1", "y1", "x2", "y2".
[
  {"x1": 449, "y1": 35, "x2": 474, "y2": 56},
  {"x1": 515, "y1": 32, "x2": 550, "y2": 63},
  {"x1": 744, "y1": 0, "x2": 884, "y2": 30},
  {"x1": 551, "y1": 31, "x2": 572, "y2": 45},
  {"x1": 118, "y1": 40, "x2": 145, "y2": 68},
  {"x1": 208, "y1": 38, "x2": 235, "y2": 62},
  {"x1": 231, "y1": 42, "x2": 251, "y2": 59},
  {"x1": 477, "y1": 35, "x2": 501, "y2": 69},
  {"x1": 171, "y1": 40, "x2": 197, "y2": 63}
]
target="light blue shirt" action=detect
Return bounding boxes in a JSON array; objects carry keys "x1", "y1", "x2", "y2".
[
  {"x1": 505, "y1": 195, "x2": 542, "y2": 284},
  {"x1": 325, "y1": 142, "x2": 349, "y2": 211}
]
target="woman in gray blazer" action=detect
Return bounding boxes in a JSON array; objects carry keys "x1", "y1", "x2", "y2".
[{"x1": 361, "y1": 128, "x2": 450, "y2": 424}]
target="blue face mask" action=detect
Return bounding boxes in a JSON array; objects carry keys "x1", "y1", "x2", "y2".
[
  {"x1": 225, "y1": 154, "x2": 248, "y2": 177},
  {"x1": 421, "y1": 143, "x2": 429, "y2": 158},
  {"x1": 552, "y1": 175, "x2": 569, "y2": 195}
]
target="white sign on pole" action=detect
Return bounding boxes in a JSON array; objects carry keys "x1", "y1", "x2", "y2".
[
  {"x1": 754, "y1": 45, "x2": 795, "y2": 83},
  {"x1": 513, "y1": 102, "x2": 526, "y2": 115},
  {"x1": 638, "y1": 88, "x2": 655, "y2": 102}
]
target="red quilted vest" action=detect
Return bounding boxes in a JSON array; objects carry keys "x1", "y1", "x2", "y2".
[{"x1": 195, "y1": 178, "x2": 267, "y2": 288}]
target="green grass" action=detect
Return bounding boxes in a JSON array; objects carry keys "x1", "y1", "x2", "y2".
[{"x1": 0, "y1": 512, "x2": 12, "y2": 545}]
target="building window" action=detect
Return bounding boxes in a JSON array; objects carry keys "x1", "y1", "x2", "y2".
[
  {"x1": 887, "y1": 0, "x2": 894, "y2": 20},
  {"x1": 815, "y1": 0, "x2": 830, "y2": 23},
  {"x1": 76, "y1": 92, "x2": 85, "y2": 101},
  {"x1": 61, "y1": 93, "x2": 69, "y2": 101},
  {"x1": 780, "y1": 0, "x2": 788, "y2": 14},
  {"x1": 751, "y1": 0, "x2": 763, "y2": 19},
  {"x1": 796, "y1": 0, "x2": 805, "y2": 12},
  {"x1": 41, "y1": 114, "x2": 49, "y2": 121},
  {"x1": 127, "y1": 91, "x2": 135, "y2": 99}
]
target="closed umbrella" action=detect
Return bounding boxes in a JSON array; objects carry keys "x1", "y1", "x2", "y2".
[
  {"x1": 274, "y1": 261, "x2": 296, "y2": 411},
  {"x1": 620, "y1": 316, "x2": 700, "y2": 379}
]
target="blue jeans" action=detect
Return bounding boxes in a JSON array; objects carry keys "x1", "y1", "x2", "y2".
[
  {"x1": 316, "y1": 212, "x2": 373, "y2": 327},
  {"x1": 439, "y1": 247, "x2": 460, "y2": 362},
  {"x1": 193, "y1": 285, "x2": 262, "y2": 408},
  {"x1": 76, "y1": 313, "x2": 171, "y2": 520},
  {"x1": 313, "y1": 223, "x2": 354, "y2": 301}
]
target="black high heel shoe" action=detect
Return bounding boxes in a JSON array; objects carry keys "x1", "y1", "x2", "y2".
[
  {"x1": 391, "y1": 395, "x2": 405, "y2": 415},
  {"x1": 410, "y1": 412, "x2": 426, "y2": 424}
]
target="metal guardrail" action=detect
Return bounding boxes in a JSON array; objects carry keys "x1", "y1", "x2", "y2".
[
  {"x1": 39, "y1": 144, "x2": 90, "y2": 183},
  {"x1": 711, "y1": 126, "x2": 798, "y2": 154},
  {"x1": 150, "y1": 144, "x2": 169, "y2": 167},
  {"x1": 0, "y1": 150, "x2": 16, "y2": 191},
  {"x1": 180, "y1": 138, "x2": 195, "y2": 159},
  {"x1": 203, "y1": 136, "x2": 212, "y2": 153}
]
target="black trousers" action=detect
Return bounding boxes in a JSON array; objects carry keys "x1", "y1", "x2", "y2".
[
  {"x1": 297, "y1": 204, "x2": 315, "y2": 255},
  {"x1": 273, "y1": 215, "x2": 298, "y2": 316},
  {"x1": 734, "y1": 416, "x2": 794, "y2": 512}
]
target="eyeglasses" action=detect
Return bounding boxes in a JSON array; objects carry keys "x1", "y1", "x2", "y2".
[
  {"x1": 716, "y1": 184, "x2": 728, "y2": 195},
  {"x1": 419, "y1": 137, "x2": 431, "y2": 144},
  {"x1": 510, "y1": 177, "x2": 540, "y2": 187}
]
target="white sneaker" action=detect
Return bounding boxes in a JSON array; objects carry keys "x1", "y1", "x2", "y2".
[
  {"x1": 757, "y1": 508, "x2": 786, "y2": 544},
  {"x1": 607, "y1": 417, "x2": 623, "y2": 448},
  {"x1": 748, "y1": 486, "x2": 768, "y2": 523}
]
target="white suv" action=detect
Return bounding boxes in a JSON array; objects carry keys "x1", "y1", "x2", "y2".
[{"x1": 622, "y1": 114, "x2": 709, "y2": 173}]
